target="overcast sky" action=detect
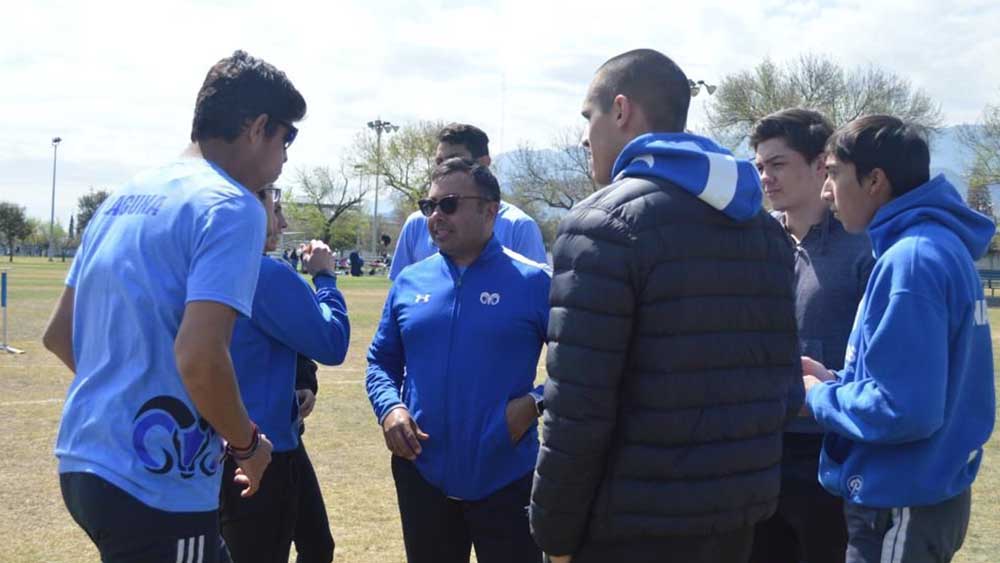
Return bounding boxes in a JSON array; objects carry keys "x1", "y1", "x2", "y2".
[{"x1": 2, "y1": 0, "x2": 998, "y2": 226}]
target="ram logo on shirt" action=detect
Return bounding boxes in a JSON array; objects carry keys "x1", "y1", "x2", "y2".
[{"x1": 479, "y1": 292, "x2": 501, "y2": 306}]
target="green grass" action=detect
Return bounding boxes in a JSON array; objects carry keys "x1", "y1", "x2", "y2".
[{"x1": 1, "y1": 256, "x2": 999, "y2": 562}]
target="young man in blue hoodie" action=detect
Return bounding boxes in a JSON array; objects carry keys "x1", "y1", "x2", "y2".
[
  {"x1": 367, "y1": 158, "x2": 551, "y2": 563},
  {"x1": 529, "y1": 49, "x2": 801, "y2": 563},
  {"x1": 222, "y1": 190, "x2": 350, "y2": 563},
  {"x1": 803, "y1": 115, "x2": 996, "y2": 563}
]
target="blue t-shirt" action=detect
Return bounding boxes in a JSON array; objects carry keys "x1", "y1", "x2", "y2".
[
  {"x1": 56, "y1": 158, "x2": 266, "y2": 513},
  {"x1": 388, "y1": 201, "x2": 547, "y2": 280}
]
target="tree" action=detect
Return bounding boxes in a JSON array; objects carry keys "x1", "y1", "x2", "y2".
[
  {"x1": 293, "y1": 166, "x2": 368, "y2": 245},
  {"x1": 959, "y1": 100, "x2": 1000, "y2": 188},
  {"x1": 505, "y1": 127, "x2": 600, "y2": 212},
  {"x1": 28, "y1": 219, "x2": 66, "y2": 255},
  {"x1": 968, "y1": 178, "x2": 1000, "y2": 254},
  {"x1": 77, "y1": 188, "x2": 111, "y2": 237},
  {"x1": 0, "y1": 202, "x2": 32, "y2": 262},
  {"x1": 967, "y1": 179, "x2": 994, "y2": 217},
  {"x1": 706, "y1": 54, "x2": 943, "y2": 148},
  {"x1": 68, "y1": 215, "x2": 75, "y2": 241},
  {"x1": 351, "y1": 120, "x2": 443, "y2": 209}
]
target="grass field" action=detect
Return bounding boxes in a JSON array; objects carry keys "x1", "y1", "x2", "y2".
[{"x1": 1, "y1": 257, "x2": 999, "y2": 562}]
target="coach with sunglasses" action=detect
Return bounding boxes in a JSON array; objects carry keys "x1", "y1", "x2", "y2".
[
  {"x1": 366, "y1": 158, "x2": 551, "y2": 563},
  {"x1": 388, "y1": 123, "x2": 547, "y2": 280}
]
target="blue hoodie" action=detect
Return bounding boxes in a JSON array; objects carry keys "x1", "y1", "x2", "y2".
[
  {"x1": 366, "y1": 237, "x2": 550, "y2": 500},
  {"x1": 613, "y1": 132, "x2": 763, "y2": 221},
  {"x1": 231, "y1": 257, "x2": 350, "y2": 452},
  {"x1": 807, "y1": 174, "x2": 996, "y2": 507}
]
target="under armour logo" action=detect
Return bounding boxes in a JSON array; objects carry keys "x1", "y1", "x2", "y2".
[
  {"x1": 847, "y1": 475, "x2": 863, "y2": 496},
  {"x1": 415, "y1": 294, "x2": 430, "y2": 304},
  {"x1": 479, "y1": 292, "x2": 500, "y2": 305}
]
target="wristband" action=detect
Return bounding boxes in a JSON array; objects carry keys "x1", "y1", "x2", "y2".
[{"x1": 226, "y1": 422, "x2": 260, "y2": 461}]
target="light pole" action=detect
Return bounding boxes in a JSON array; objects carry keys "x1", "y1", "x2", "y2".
[
  {"x1": 688, "y1": 79, "x2": 717, "y2": 97},
  {"x1": 48, "y1": 137, "x2": 62, "y2": 262},
  {"x1": 366, "y1": 119, "x2": 398, "y2": 256}
]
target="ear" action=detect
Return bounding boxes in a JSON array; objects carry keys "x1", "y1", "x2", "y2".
[
  {"x1": 613, "y1": 94, "x2": 632, "y2": 129},
  {"x1": 485, "y1": 199, "x2": 500, "y2": 220},
  {"x1": 479, "y1": 155, "x2": 492, "y2": 167},
  {"x1": 812, "y1": 152, "x2": 827, "y2": 175},
  {"x1": 246, "y1": 114, "x2": 270, "y2": 144},
  {"x1": 866, "y1": 168, "x2": 894, "y2": 203}
]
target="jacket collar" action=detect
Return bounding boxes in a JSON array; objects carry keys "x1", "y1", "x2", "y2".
[{"x1": 440, "y1": 236, "x2": 503, "y2": 276}]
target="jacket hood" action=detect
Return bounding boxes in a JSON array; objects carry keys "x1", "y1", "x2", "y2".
[
  {"x1": 868, "y1": 174, "x2": 996, "y2": 260},
  {"x1": 612, "y1": 132, "x2": 763, "y2": 221}
]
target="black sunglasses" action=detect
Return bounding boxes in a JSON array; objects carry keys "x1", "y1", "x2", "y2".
[
  {"x1": 417, "y1": 194, "x2": 493, "y2": 217},
  {"x1": 259, "y1": 186, "x2": 282, "y2": 203},
  {"x1": 274, "y1": 119, "x2": 298, "y2": 149}
]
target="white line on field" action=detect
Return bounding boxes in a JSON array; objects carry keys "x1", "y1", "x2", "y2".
[
  {"x1": 0, "y1": 398, "x2": 63, "y2": 407},
  {"x1": 0, "y1": 383, "x2": 368, "y2": 407}
]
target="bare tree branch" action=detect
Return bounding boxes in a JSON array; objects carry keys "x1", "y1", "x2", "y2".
[{"x1": 706, "y1": 54, "x2": 943, "y2": 149}]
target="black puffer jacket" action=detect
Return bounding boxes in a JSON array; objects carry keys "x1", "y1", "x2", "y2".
[{"x1": 530, "y1": 176, "x2": 801, "y2": 555}]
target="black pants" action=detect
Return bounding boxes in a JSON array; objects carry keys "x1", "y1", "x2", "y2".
[
  {"x1": 391, "y1": 456, "x2": 541, "y2": 563},
  {"x1": 293, "y1": 441, "x2": 335, "y2": 563},
  {"x1": 220, "y1": 442, "x2": 334, "y2": 563},
  {"x1": 572, "y1": 526, "x2": 754, "y2": 563},
  {"x1": 844, "y1": 488, "x2": 971, "y2": 563},
  {"x1": 61, "y1": 472, "x2": 221, "y2": 563},
  {"x1": 750, "y1": 433, "x2": 848, "y2": 563}
]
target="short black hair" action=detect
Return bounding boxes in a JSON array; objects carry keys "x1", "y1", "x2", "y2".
[
  {"x1": 430, "y1": 158, "x2": 501, "y2": 202},
  {"x1": 826, "y1": 115, "x2": 930, "y2": 198},
  {"x1": 438, "y1": 123, "x2": 490, "y2": 159},
  {"x1": 590, "y1": 49, "x2": 691, "y2": 132},
  {"x1": 750, "y1": 108, "x2": 834, "y2": 163},
  {"x1": 190, "y1": 50, "x2": 307, "y2": 143}
]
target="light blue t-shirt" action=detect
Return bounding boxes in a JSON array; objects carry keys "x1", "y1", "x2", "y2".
[
  {"x1": 388, "y1": 201, "x2": 547, "y2": 280},
  {"x1": 56, "y1": 158, "x2": 266, "y2": 513}
]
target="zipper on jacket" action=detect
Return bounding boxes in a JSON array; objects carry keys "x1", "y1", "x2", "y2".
[{"x1": 440, "y1": 262, "x2": 463, "y2": 494}]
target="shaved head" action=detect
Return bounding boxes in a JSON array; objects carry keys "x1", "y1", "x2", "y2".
[{"x1": 589, "y1": 49, "x2": 691, "y2": 132}]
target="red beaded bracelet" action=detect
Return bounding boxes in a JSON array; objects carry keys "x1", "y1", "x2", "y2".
[{"x1": 226, "y1": 423, "x2": 260, "y2": 460}]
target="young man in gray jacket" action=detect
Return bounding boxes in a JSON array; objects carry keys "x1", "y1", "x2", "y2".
[{"x1": 749, "y1": 108, "x2": 873, "y2": 563}]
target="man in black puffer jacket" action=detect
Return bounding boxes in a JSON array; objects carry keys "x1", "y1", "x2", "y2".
[{"x1": 529, "y1": 48, "x2": 803, "y2": 563}]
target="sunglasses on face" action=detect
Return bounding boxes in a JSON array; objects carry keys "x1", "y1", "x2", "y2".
[
  {"x1": 274, "y1": 119, "x2": 298, "y2": 149},
  {"x1": 417, "y1": 194, "x2": 493, "y2": 217},
  {"x1": 259, "y1": 187, "x2": 282, "y2": 203}
]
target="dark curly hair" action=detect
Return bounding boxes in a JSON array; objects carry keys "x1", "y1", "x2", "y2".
[{"x1": 190, "y1": 50, "x2": 306, "y2": 143}]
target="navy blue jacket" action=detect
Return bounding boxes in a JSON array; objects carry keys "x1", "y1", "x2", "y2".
[{"x1": 366, "y1": 237, "x2": 550, "y2": 500}]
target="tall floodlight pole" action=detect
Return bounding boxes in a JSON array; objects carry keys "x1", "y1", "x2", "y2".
[
  {"x1": 48, "y1": 137, "x2": 63, "y2": 262},
  {"x1": 366, "y1": 119, "x2": 398, "y2": 256}
]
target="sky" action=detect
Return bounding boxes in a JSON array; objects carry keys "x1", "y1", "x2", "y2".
[{"x1": 2, "y1": 0, "x2": 998, "y2": 227}]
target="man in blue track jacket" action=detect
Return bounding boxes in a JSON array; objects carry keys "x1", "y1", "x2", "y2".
[
  {"x1": 803, "y1": 115, "x2": 996, "y2": 563},
  {"x1": 387, "y1": 124, "x2": 547, "y2": 280},
  {"x1": 367, "y1": 158, "x2": 550, "y2": 563}
]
